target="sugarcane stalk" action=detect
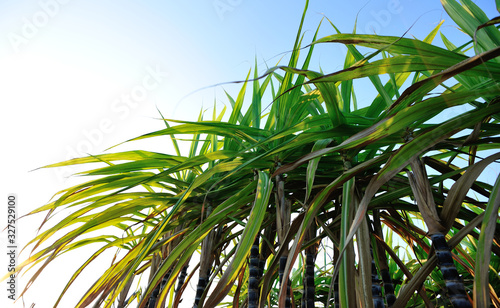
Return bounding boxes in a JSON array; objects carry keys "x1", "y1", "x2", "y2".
[
  {"x1": 146, "y1": 268, "x2": 172, "y2": 308},
  {"x1": 408, "y1": 158, "x2": 471, "y2": 308},
  {"x1": 248, "y1": 235, "x2": 260, "y2": 308},
  {"x1": 279, "y1": 255, "x2": 292, "y2": 308},
  {"x1": 193, "y1": 274, "x2": 208, "y2": 308},
  {"x1": 379, "y1": 269, "x2": 396, "y2": 307},
  {"x1": 372, "y1": 211, "x2": 396, "y2": 306},
  {"x1": 431, "y1": 233, "x2": 471, "y2": 308},
  {"x1": 275, "y1": 163, "x2": 292, "y2": 308},
  {"x1": 371, "y1": 248, "x2": 384, "y2": 308},
  {"x1": 175, "y1": 262, "x2": 189, "y2": 293},
  {"x1": 302, "y1": 223, "x2": 317, "y2": 308},
  {"x1": 194, "y1": 206, "x2": 215, "y2": 308}
]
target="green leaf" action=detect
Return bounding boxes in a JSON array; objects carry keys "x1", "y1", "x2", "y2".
[
  {"x1": 441, "y1": 152, "x2": 500, "y2": 231},
  {"x1": 305, "y1": 138, "x2": 333, "y2": 202},
  {"x1": 474, "y1": 173, "x2": 500, "y2": 307}
]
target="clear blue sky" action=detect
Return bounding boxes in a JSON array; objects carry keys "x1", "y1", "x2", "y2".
[{"x1": 1, "y1": 1, "x2": 498, "y2": 307}]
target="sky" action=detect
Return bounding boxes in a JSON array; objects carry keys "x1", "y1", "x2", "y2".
[{"x1": 0, "y1": 0, "x2": 498, "y2": 307}]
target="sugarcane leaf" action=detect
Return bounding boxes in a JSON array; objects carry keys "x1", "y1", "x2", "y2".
[
  {"x1": 408, "y1": 158, "x2": 443, "y2": 234},
  {"x1": 476, "y1": 16, "x2": 500, "y2": 33},
  {"x1": 441, "y1": 0, "x2": 500, "y2": 53},
  {"x1": 305, "y1": 138, "x2": 333, "y2": 202},
  {"x1": 387, "y1": 46, "x2": 500, "y2": 116},
  {"x1": 299, "y1": 55, "x2": 499, "y2": 86},
  {"x1": 52, "y1": 235, "x2": 148, "y2": 307},
  {"x1": 313, "y1": 33, "x2": 466, "y2": 59},
  {"x1": 474, "y1": 173, "x2": 500, "y2": 307},
  {"x1": 38, "y1": 150, "x2": 184, "y2": 169},
  {"x1": 274, "y1": 85, "x2": 500, "y2": 177},
  {"x1": 123, "y1": 120, "x2": 271, "y2": 145},
  {"x1": 337, "y1": 178, "x2": 357, "y2": 308},
  {"x1": 441, "y1": 152, "x2": 500, "y2": 230},
  {"x1": 228, "y1": 70, "x2": 250, "y2": 125}
]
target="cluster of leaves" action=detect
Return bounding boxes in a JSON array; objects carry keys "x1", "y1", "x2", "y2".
[{"x1": 10, "y1": 0, "x2": 500, "y2": 307}]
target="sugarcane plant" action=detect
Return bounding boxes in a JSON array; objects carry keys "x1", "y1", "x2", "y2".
[{"x1": 6, "y1": 0, "x2": 500, "y2": 307}]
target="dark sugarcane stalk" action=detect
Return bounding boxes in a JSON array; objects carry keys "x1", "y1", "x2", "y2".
[
  {"x1": 146, "y1": 289, "x2": 160, "y2": 308},
  {"x1": 174, "y1": 223, "x2": 190, "y2": 295},
  {"x1": 194, "y1": 251, "x2": 213, "y2": 308},
  {"x1": 370, "y1": 248, "x2": 384, "y2": 308},
  {"x1": 175, "y1": 263, "x2": 189, "y2": 293},
  {"x1": 275, "y1": 163, "x2": 292, "y2": 308},
  {"x1": 408, "y1": 158, "x2": 472, "y2": 308},
  {"x1": 145, "y1": 235, "x2": 171, "y2": 308},
  {"x1": 379, "y1": 268, "x2": 396, "y2": 307},
  {"x1": 248, "y1": 235, "x2": 260, "y2": 308},
  {"x1": 193, "y1": 254, "x2": 213, "y2": 307},
  {"x1": 372, "y1": 211, "x2": 396, "y2": 306},
  {"x1": 366, "y1": 215, "x2": 383, "y2": 307},
  {"x1": 147, "y1": 224, "x2": 187, "y2": 308},
  {"x1": 302, "y1": 224, "x2": 317, "y2": 308},
  {"x1": 279, "y1": 255, "x2": 292, "y2": 308},
  {"x1": 249, "y1": 173, "x2": 264, "y2": 308},
  {"x1": 194, "y1": 206, "x2": 215, "y2": 308},
  {"x1": 193, "y1": 273, "x2": 209, "y2": 308},
  {"x1": 431, "y1": 233, "x2": 471, "y2": 308},
  {"x1": 146, "y1": 268, "x2": 172, "y2": 308},
  {"x1": 303, "y1": 252, "x2": 316, "y2": 308}
]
